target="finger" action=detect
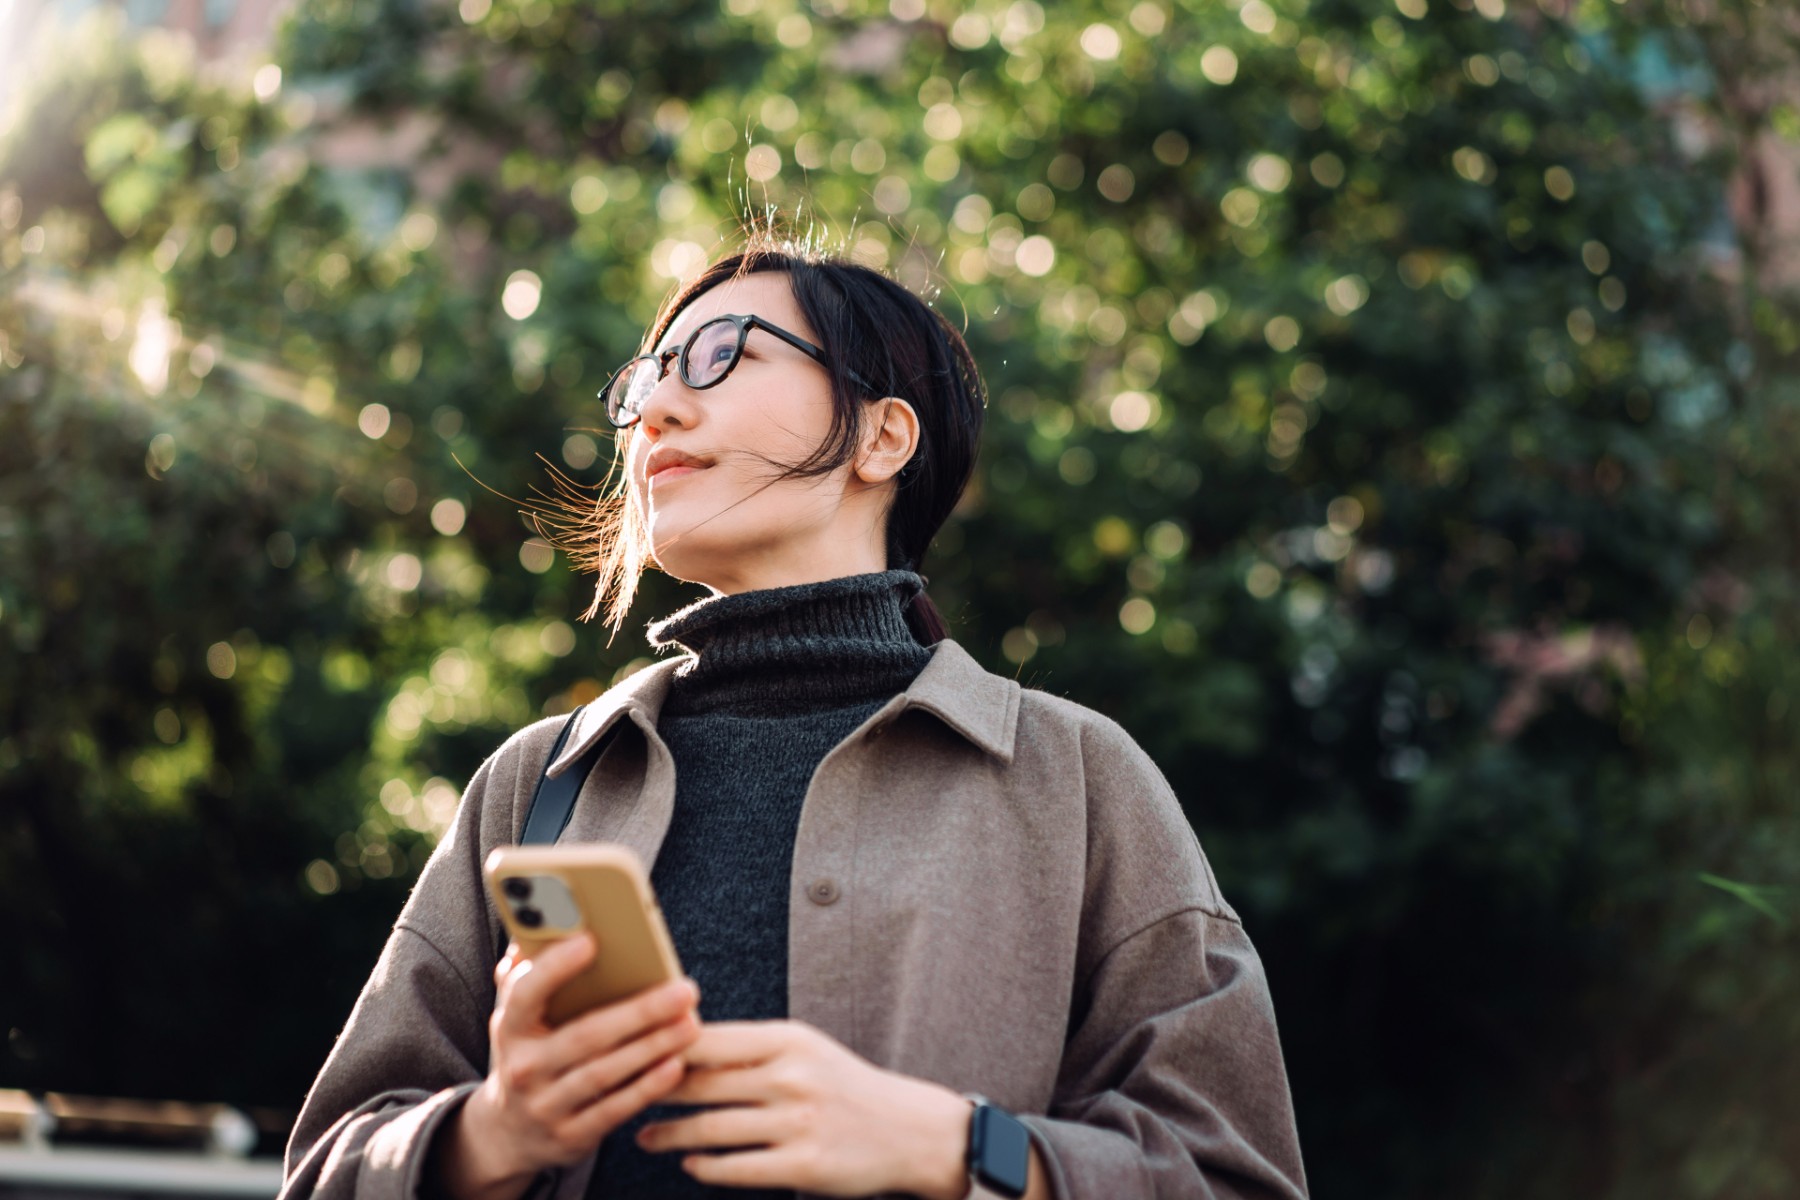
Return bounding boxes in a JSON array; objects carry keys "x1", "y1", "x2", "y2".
[
  {"x1": 498, "y1": 932, "x2": 596, "y2": 1036},
  {"x1": 560, "y1": 1053, "x2": 686, "y2": 1144},
  {"x1": 493, "y1": 941, "x2": 520, "y2": 985},
  {"x1": 679, "y1": 1021, "x2": 796, "y2": 1070},
  {"x1": 544, "y1": 977, "x2": 699, "y2": 1071},
  {"x1": 636, "y1": 1104, "x2": 791, "y2": 1154},
  {"x1": 680, "y1": 1146, "x2": 803, "y2": 1190},
  {"x1": 535, "y1": 1011, "x2": 701, "y2": 1120},
  {"x1": 659, "y1": 1063, "x2": 782, "y2": 1107}
]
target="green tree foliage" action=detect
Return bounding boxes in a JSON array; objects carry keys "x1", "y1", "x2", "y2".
[{"x1": 2, "y1": 0, "x2": 1797, "y2": 1192}]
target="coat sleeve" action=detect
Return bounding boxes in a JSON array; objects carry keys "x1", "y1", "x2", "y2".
[
  {"x1": 1018, "y1": 714, "x2": 1308, "y2": 1200},
  {"x1": 278, "y1": 724, "x2": 561, "y2": 1200}
]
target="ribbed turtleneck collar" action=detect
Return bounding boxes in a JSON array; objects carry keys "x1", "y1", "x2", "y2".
[{"x1": 646, "y1": 570, "x2": 934, "y2": 718}]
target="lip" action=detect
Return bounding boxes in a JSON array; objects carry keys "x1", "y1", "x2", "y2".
[
  {"x1": 644, "y1": 447, "x2": 713, "y2": 484},
  {"x1": 649, "y1": 464, "x2": 704, "y2": 485}
]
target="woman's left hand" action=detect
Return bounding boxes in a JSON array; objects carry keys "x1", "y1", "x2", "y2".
[{"x1": 634, "y1": 1020, "x2": 974, "y2": 1199}]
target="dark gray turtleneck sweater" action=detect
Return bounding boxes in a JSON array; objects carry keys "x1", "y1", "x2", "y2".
[{"x1": 589, "y1": 570, "x2": 934, "y2": 1200}]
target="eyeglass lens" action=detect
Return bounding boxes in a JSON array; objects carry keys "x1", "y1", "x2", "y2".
[
  {"x1": 683, "y1": 318, "x2": 741, "y2": 387},
  {"x1": 611, "y1": 359, "x2": 657, "y2": 424},
  {"x1": 609, "y1": 317, "x2": 744, "y2": 425}
]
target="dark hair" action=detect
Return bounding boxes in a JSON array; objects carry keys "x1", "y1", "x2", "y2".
[{"x1": 544, "y1": 230, "x2": 987, "y2": 644}]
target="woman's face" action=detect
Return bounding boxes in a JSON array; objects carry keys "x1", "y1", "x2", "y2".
[{"x1": 623, "y1": 271, "x2": 897, "y2": 594}]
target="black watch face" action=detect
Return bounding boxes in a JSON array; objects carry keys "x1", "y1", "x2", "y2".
[{"x1": 973, "y1": 1106, "x2": 1031, "y2": 1198}]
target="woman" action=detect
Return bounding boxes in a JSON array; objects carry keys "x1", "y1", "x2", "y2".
[{"x1": 280, "y1": 237, "x2": 1308, "y2": 1200}]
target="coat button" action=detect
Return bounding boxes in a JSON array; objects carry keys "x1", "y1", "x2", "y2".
[{"x1": 807, "y1": 878, "x2": 841, "y2": 906}]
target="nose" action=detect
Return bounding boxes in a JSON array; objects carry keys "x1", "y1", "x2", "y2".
[{"x1": 633, "y1": 361, "x2": 702, "y2": 434}]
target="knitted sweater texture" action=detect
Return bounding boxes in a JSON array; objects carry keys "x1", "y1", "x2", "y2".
[{"x1": 589, "y1": 570, "x2": 933, "y2": 1199}]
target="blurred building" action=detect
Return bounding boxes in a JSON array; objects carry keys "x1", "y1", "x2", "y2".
[
  {"x1": 1, "y1": 0, "x2": 507, "y2": 271},
  {"x1": 1, "y1": 0, "x2": 292, "y2": 81}
]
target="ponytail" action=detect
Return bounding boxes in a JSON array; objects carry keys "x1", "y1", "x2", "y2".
[{"x1": 904, "y1": 583, "x2": 949, "y2": 646}]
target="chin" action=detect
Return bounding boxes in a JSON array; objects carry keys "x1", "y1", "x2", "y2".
[
  {"x1": 650, "y1": 516, "x2": 786, "y2": 592},
  {"x1": 646, "y1": 527, "x2": 729, "y2": 586}
]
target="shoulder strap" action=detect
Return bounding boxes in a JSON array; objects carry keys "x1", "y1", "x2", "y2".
[
  {"x1": 499, "y1": 708, "x2": 617, "y2": 961},
  {"x1": 518, "y1": 705, "x2": 611, "y2": 845}
]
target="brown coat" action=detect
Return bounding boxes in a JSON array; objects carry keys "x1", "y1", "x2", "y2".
[{"x1": 280, "y1": 638, "x2": 1308, "y2": 1200}]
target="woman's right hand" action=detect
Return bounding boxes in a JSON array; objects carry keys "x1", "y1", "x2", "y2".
[{"x1": 429, "y1": 932, "x2": 702, "y2": 1200}]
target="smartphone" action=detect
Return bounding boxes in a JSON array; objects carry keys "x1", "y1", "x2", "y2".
[{"x1": 483, "y1": 844, "x2": 684, "y2": 1027}]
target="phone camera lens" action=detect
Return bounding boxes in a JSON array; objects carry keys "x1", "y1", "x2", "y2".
[
  {"x1": 503, "y1": 877, "x2": 532, "y2": 901},
  {"x1": 516, "y1": 907, "x2": 543, "y2": 928}
]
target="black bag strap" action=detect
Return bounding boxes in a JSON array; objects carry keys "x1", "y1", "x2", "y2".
[
  {"x1": 518, "y1": 705, "x2": 611, "y2": 846},
  {"x1": 497, "y1": 708, "x2": 618, "y2": 963}
]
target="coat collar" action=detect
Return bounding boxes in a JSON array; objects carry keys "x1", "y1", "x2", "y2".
[
  {"x1": 547, "y1": 636, "x2": 1020, "y2": 775},
  {"x1": 893, "y1": 639, "x2": 1020, "y2": 764}
]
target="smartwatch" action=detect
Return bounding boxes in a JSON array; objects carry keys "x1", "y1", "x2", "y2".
[{"x1": 963, "y1": 1094, "x2": 1031, "y2": 1199}]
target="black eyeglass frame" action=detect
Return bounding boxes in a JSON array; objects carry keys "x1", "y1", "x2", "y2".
[{"x1": 599, "y1": 313, "x2": 880, "y2": 428}]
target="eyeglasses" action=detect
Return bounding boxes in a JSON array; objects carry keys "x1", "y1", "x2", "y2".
[{"x1": 599, "y1": 313, "x2": 878, "y2": 429}]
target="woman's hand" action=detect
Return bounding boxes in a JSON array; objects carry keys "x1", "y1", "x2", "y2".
[
  {"x1": 428, "y1": 934, "x2": 702, "y2": 1200},
  {"x1": 633, "y1": 1020, "x2": 979, "y2": 1200}
]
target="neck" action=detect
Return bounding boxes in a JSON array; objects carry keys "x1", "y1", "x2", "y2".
[{"x1": 681, "y1": 544, "x2": 892, "y2": 596}]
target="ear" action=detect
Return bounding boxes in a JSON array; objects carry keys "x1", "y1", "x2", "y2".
[{"x1": 853, "y1": 396, "x2": 921, "y2": 486}]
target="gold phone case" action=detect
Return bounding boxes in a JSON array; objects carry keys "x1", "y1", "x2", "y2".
[{"x1": 483, "y1": 844, "x2": 683, "y2": 1027}]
